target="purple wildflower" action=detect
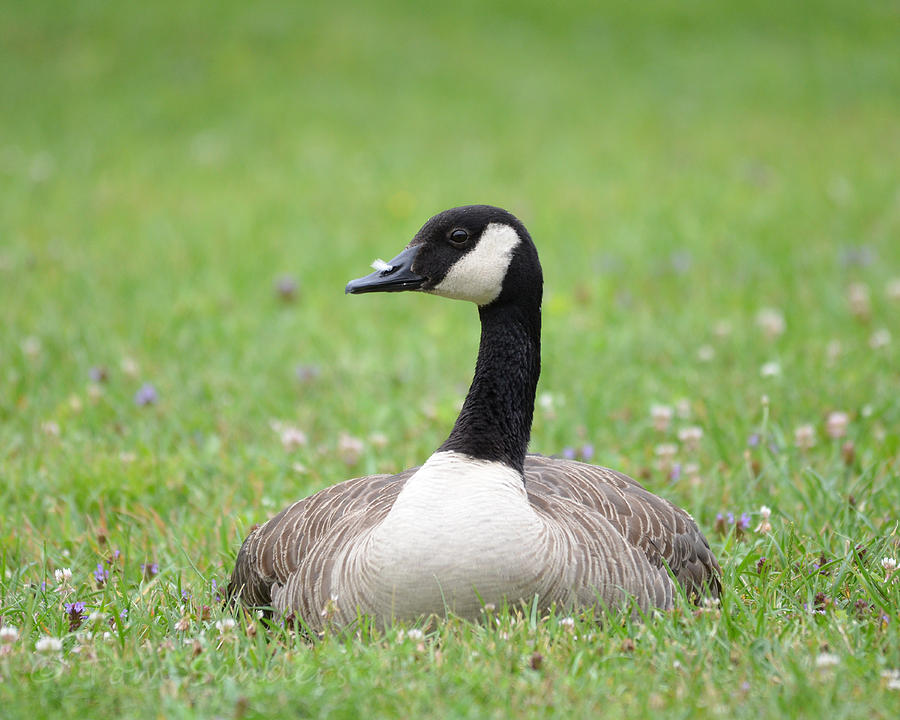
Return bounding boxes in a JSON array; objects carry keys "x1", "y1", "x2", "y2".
[
  {"x1": 738, "y1": 513, "x2": 751, "y2": 531},
  {"x1": 726, "y1": 512, "x2": 735, "y2": 526},
  {"x1": 107, "y1": 549, "x2": 121, "y2": 564},
  {"x1": 89, "y1": 366, "x2": 108, "y2": 383},
  {"x1": 747, "y1": 433, "x2": 761, "y2": 447},
  {"x1": 211, "y1": 579, "x2": 221, "y2": 603},
  {"x1": 580, "y1": 444, "x2": 595, "y2": 462},
  {"x1": 141, "y1": 562, "x2": 159, "y2": 580},
  {"x1": 134, "y1": 383, "x2": 158, "y2": 406},
  {"x1": 65, "y1": 601, "x2": 86, "y2": 631},
  {"x1": 562, "y1": 447, "x2": 576, "y2": 460},
  {"x1": 94, "y1": 563, "x2": 109, "y2": 585},
  {"x1": 275, "y1": 275, "x2": 299, "y2": 302},
  {"x1": 295, "y1": 364, "x2": 321, "y2": 383},
  {"x1": 181, "y1": 589, "x2": 191, "y2": 603},
  {"x1": 669, "y1": 463, "x2": 682, "y2": 481}
]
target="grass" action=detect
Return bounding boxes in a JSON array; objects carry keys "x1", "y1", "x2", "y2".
[{"x1": 1, "y1": 0, "x2": 899, "y2": 716}]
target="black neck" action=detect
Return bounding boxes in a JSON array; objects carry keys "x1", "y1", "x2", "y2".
[{"x1": 438, "y1": 300, "x2": 541, "y2": 474}]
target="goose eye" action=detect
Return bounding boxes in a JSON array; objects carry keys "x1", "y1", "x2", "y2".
[{"x1": 449, "y1": 229, "x2": 469, "y2": 248}]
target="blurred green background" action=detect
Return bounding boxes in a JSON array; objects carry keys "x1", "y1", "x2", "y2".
[{"x1": 1, "y1": 0, "x2": 899, "y2": 716}]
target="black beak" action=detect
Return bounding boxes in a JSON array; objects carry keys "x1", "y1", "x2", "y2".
[{"x1": 345, "y1": 245, "x2": 425, "y2": 295}]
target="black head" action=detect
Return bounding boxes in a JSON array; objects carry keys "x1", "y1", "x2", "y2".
[{"x1": 345, "y1": 205, "x2": 542, "y2": 309}]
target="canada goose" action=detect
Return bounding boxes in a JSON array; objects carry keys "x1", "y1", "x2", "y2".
[{"x1": 227, "y1": 205, "x2": 720, "y2": 629}]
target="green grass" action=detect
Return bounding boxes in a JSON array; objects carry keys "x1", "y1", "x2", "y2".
[{"x1": 2, "y1": 0, "x2": 899, "y2": 716}]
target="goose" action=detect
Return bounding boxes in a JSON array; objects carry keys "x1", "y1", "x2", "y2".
[{"x1": 227, "y1": 204, "x2": 720, "y2": 629}]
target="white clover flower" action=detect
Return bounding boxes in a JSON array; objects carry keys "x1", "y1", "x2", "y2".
[
  {"x1": 760, "y1": 361, "x2": 781, "y2": 378},
  {"x1": 337, "y1": 433, "x2": 364, "y2": 466},
  {"x1": 755, "y1": 308, "x2": 785, "y2": 339},
  {"x1": 654, "y1": 443, "x2": 678, "y2": 461},
  {"x1": 279, "y1": 426, "x2": 308, "y2": 451},
  {"x1": 825, "y1": 411, "x2": 849, "y2": 439},
  {"x1": 882, "y1": 557, "x2": 897, "y2": 582},
  {"x1": 21, "y1": 336, "x2": 42, "y2": 358},
  {"x1": 406, "y1": 628, "x2": 425, "y2": 641},
  {"x1": 650, "y1": 404, "x2": 674, "y2": 432},
  {"x1": 846, "y1": 283, "x2": 871, "y2": 318},
  {"x1": 755, "y1": 505, "x2": 772, "y2": 534},
  {"x1": 214, "y1": 618, "x2": 236, "y2": 634},
  {"x1": 869, "y1": 329, "x2": 891, "y2": 349},
  {"x1": 815, "y1": 652, "x2": 840, "y2": 669},
  {"x1": 0, "y1": 626, "x2": 19, "y2": 644},
  {"x1": 35, "y1": 636, "x2": 63, "y2": 654},
  {"x1": 677, "y1": 426, "x2": 703, "y2": 452},
  {"x1": 559, "y1": 617, "x2": 576, "y2": 629},
  {"x1": 794, "y1": 424, "x2": 816, "y2": 450},
  {"x1": 882, "y1": 669, "x2": 900, "y2": 691},
  {"x1": 54, "y1": 567, "x2": 72, "y2": 585},
  {"x1": 175, "y1": 616, "x2": 191, "y2": 632},
  {"x1": 120, "y1": 356, "x2": 139, "y2": 377}
]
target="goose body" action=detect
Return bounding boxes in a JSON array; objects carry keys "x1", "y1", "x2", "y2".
[{"x1": 227, "y1": 205, "x2": 719, "y2": 629}]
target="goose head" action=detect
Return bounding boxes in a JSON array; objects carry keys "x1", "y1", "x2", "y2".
[{"x1": 345, "y1": 205, "x2": 542, "y2": 309}]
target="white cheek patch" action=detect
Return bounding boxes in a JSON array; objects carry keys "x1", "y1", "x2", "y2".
[{"x1": 430, "y1": 223, "x2": 521, "y2": 305}]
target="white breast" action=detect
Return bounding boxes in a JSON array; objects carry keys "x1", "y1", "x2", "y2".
[{"x1": 363, "y1": 451, "x2": 548, "y2": 621}]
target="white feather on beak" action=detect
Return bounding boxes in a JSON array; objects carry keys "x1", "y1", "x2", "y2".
[{"x1": 370, "y1": 258, "x2": 393, "y2": 272}]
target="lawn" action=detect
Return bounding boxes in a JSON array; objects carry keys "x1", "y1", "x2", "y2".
[{"x1": 1, "y1": 0, "x2": 899, "y2": 717}]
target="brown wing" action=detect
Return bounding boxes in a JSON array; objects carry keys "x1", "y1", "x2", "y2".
[
  {"x1": 523, "y1": 454, "x2": 721, "y2": 600},
  {"x1": 226, "y1": 467, "x2": 417, "y2": 613}
]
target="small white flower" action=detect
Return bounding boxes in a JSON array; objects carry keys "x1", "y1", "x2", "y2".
[
  {"x1": 120, "y1": 356, "x2": 139, "y2": 377},
  {"x1": 654, "y1": 443, "x2": 678, "y2": 461},
  {"x1": 22, "y1": 336, "x2": 43, "y2": 358},
  {"x1": 54, "y1": 567, "x2": 72, "y2": 585},
  {"x1": 755, "y1": 308, "x2": 786, "y2": 339},
  {"x1": 882, "y1": 669, "x2": 900, "y2": 691},
  {"x1": 41, "y1": 420, "x2": 60, "y2": 437},
  {"x1": 794, "y1": 424, "x2": 816, "y2": 450},
  {"x1": 0, "y1": 626, "x2": 19, "y2": 644},
  {"x1": 755, "y1": 505, "x2": 772, "y2": 534},
  {"x1": 337, "y1": 433, "x2": 364, "y2": 466},
  {"x1": 559, "y1": 617, "x2": 575, "y2": 629},
  {"x1": 882, "y1": 557, "x2": 897, "y2": 582},
  {"x1": 538, "y1": 392, "x2": 560, "y2": 419},
  {"x1": 713, "y1": 320, "x2": 732, "y2": 338},
  {"x1": 677, "y1": 426, "x2": 703, "y2": 452},
  {"x1": 279, "y1": 426, "x2": 308, "y2": 451},
  {"x1": 815, "y1": 652, "x2": 840, "y2": 669},
  {"x1": 406, "y1": 628, "x2": 424, "y2": 640},
  {"x1": 87, "y1": 611, "x2": 105, "y2": 623},
  {"x1": 35, "y1": 636, "x2": 63, "y2": 654},
  {"x1": 825, "y1": 411, "x2": 849, "y2": 439},
  {"x1": 760, "y1": 361, "x2": 781, "y2": 378},
  {"x1": 214, "y1": 618, "x2": 236, "y2": 634},
  {"x1": 650, "y1": 404, "x2": 673, "y2": 432},
  {"x1": 696, "y1": 345, "x2": 715, "y2": 362},
  {"x1": 847, "y1": 282, "x2": 871, "y2": 318},
  {"x1": 175, "y1": 616, "x2": 191, "y2": 632},
  {"x1": 869, "y1": 329, "x2": 891, "y2": 349}
]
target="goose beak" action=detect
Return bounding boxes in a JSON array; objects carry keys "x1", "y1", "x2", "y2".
[{"x1": 345, "y1": 245, "x2": 425, "y2": 294}]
